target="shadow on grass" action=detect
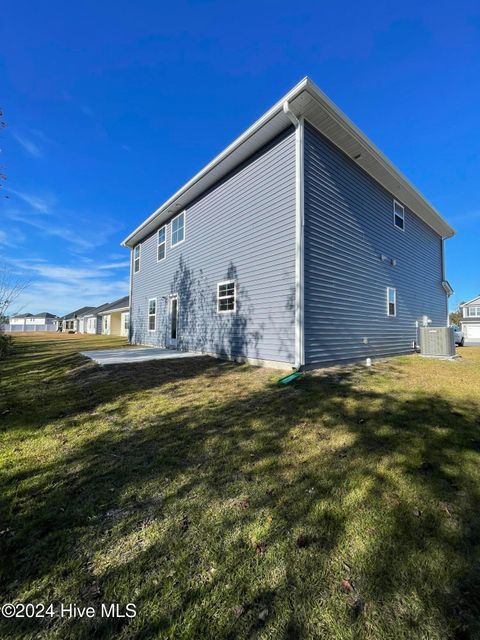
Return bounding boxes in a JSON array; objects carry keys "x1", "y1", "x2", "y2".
[{"x1": 1, "y1": 345, "x2": 480, "y2": 639}]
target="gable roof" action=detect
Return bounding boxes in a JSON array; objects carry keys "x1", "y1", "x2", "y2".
[
  {"x1": 62, "y1": 306, "x2": 96, "y2": 320},
  {"x1": 122, "y1": 76, "x2": 455, "y2": 248},
  {"x1": 12, "y1": 312, "x2": 58, "y2": 319},
  {"x1": 97, "y1": 296, "x2": 129, "y2": 315},
  {"x1": 81, "y1": 302, "x2": 112, "y2": 317},
  {"x1": 461, "y1": 295, "x2": 480, "y2": 307}
]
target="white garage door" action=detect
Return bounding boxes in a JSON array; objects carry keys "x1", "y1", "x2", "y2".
[{"x1": 465, "y1": 324, "x2": 480, "y2": 339}]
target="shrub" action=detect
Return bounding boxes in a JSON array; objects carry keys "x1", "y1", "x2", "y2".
[{"x1": 0, "y1": 333, "x2": 14, "y2": 359}]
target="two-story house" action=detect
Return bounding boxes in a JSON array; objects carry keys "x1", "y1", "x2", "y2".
[
  {"x1": 8, "y1": 312, "x2": 58, "y2": 332},
  {"x1": 461, "y1": 296, "x2": 480, "y2": 342},
  {"x1": 122, "y1": 77, "x2": 455, "y2": 369}
]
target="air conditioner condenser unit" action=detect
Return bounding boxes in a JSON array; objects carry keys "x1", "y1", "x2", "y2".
[{"x1": 419, "y1": 326, "x2": 456, "y2": 358}]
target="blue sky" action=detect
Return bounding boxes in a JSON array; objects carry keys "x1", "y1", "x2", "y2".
[{"x1": 1, "y1": 1, "x2": 479, "y2": 315}]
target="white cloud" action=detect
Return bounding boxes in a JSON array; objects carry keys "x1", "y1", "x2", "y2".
[
  {"x1": 8, "y1": 257, "x2": 129, "y2": 316},
  {"x1": 0, "y1": 227, "x2": 26, "y2": 248},
  {"x1": 12, "y1": 132, "x2": 43, "y2": 158},
  {"x1": 0, "y1": 230, "x2": 11, "y2": 246},
  {"x1": 5, "y1": 211, "x2": 101, "y2": 251},
  {"x1": 99, "y1": 261, "x2": 130, "y2": 270},
  {"x1": 9, "y1": 189, "x2": 55, "y2": 214}
]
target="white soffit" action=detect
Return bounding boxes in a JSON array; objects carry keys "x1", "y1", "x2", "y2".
[{"x1": 122, "y1": 77, "x2": 454, "y2": 246}]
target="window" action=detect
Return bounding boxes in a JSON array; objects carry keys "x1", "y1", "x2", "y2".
[
  {"x1": 393, "y1": 200, "x2": 405, "y2": 231},
  {"x1": 387, "y1": 287, "x2": 396, "y2": 316},
  {"x1": 123, "y1": 312, "x2": 130, "y2": 332},
  {"x1": 171, "y1": 211, "x2": 185, "y2": 247},
  {"x1": 468, "y1": 306, "x2": 480, "y2": 317},
  {"x1": 134, "y1": 245, "x2": 141, "y2": 273},
  {"x1": 217, "y1": 281, "x2": 236, "y2": 313},
  {"x1": 157, "y1": 226, "x2": 166, "y2": 261},
  {"x1": 148, "y1": 298, "x2": 157, "y2": 331}
]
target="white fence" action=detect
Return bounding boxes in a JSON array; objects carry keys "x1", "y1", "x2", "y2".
[{"x1": 1, "y1": 324, "x2": 58, "y2": 333}]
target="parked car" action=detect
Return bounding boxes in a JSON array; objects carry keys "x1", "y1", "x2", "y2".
[{"x1": 451, "y1": 325, "x2": 465, "y2": 346}]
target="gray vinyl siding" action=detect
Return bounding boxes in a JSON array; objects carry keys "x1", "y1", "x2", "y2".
[
  {"x1": 131, "y1": 128, "x2": 296, "y2": 364},
  {"x1": 304, "y1": 121, "x2": 447, "y2": 367}
]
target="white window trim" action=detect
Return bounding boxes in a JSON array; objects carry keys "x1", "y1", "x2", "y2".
[
  {"x1": 171, "y1": 211, "x2": 186, "y2": 248},
  {"x1": 217, "y1": 280, "x2": 236, "y2": 314},
  {"x1": 469, "y1": 306, "x2": 480, "y2": 317},
  {"x1": 393, "y1": 200, "x2": 405, "y2": 232},
  {"x1": 148, "y1": 297, "x2": 157, "y2": 332},
  {"x1": 157, "y1": 225, "x2": 167, "y2": 262},
  {"x1": 387, "y1": 287, "x2": 397, "y2": 317},
  {"x1": 134, "y1": 245, "x2": 141, "y2": 273}
]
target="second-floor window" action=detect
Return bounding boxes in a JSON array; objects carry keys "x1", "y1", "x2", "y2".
[
  {"x1": 157, "y1": 225, "x2": 166, "y2": 261},
  {"x1": 171, "y1": 211, "x2": 185, "y2": 247},
  {"x1": 134, "y1": 245, "x2": 141, "y2": 273},
  {"x1": 393, "y1": 201, "x2": 405, "y2": 231},
  {"x1": 468, "y1": 306, "x2": 480, "y2": 317}
]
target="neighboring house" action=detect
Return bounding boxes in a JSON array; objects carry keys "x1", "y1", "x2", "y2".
[
  {"x1": 8, "y1": 312, "x2": 58, "y2": 332},
  {"x1": 97, "y1": 296, "x2": 130, "y2": 337},
  {"x1": 80, "y1": 303, "x2": 112, "y2": 334},
  {"x1": 122, "y1": 77, "x2": 455, "y2": 369},
  {"x1": 460, "y1": 296, "x2": 480, "y2": 342},
  {"x1": 59, "y1": 307, "x2": 96, "y2": 333}
]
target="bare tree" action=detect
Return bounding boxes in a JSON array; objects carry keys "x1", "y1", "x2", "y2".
[
  {"x1": 0, "y1": 108, "x2": 7, "y2": 198},
  {"x1": 0, "y1": 264, "x2": 30, "y2": 328}
]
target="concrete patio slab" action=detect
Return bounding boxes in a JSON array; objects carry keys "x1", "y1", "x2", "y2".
[{"x1": 81, "y1": 346, "x2": 202, "y2": 365}]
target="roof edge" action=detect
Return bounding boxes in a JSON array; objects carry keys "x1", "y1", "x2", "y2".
[
  {"x1": 460, "y1": 295, "x2": 480, "y2": 307},
  {"x1": 122, "y1": 76, "x2": 455, "y2": 247},
  {"x1": 121, "y1": 77, "x2": 310, "y2": 247}
]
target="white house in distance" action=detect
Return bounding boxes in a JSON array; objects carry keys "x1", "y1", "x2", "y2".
[
  {"x1": 8, "y1": 312, "x2": 58, "y2": 332},
  {"x1": 57, "y1": 306, "x2": 95, "y2": 333},
  {"x1": 56, "y1": 298, "x2": 130, "y2": 336},
  {"x1": 97, "y1": 296, "x2": 130, "y2": 337},
  {"x1": 79, "y1": 303, "x2": 113, "y2": 334},
  {"x1": 461, "y1": 295, "x2": 480, "y2": 342}
]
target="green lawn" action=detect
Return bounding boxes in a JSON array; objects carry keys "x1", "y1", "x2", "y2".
[{"x1": 1, "y1": 334, "x2": 480, "y2": 640}]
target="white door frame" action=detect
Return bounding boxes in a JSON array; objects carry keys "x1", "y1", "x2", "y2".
[{"x1": 167, "y1": 294, "x2": 179, "y2": 349}]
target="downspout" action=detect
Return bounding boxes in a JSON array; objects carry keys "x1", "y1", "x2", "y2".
[
  {"x1": 441, "y1": 237, "x2": 449, "y2": 326},
  {"x1": 283, "y1": 101, "x2": 305, "y2": 370},
  {"x1": 128, "y1": 247, "x2": 134, "y2": 343}
]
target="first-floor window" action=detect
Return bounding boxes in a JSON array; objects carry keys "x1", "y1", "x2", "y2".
[
  {"x1": 148, "y1": 298, "x2": 157, "y2": 331},
  {"x1": 123, "y1": 312, "x2": 130, "y2": 332},
  {"x1": 387, "y1": 287, "x2": 396, "y2": 316},
  {"x1": 217, "y1": 281, "x2": 236, "y2": 313}
]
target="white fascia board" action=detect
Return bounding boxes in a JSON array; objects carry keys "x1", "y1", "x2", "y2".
[
  {"x1": 98, "y1": 306, "x2": 129, "y2": 315},
  {"x1": 460, "y1": 295, "x2": 480, "y2": 307},
  {"x1": 122, "y1": 76, "x2": 455, "y2": 247},
  {"x1": 121, "y1": 78, "x2": 309, "y2": 247}
]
